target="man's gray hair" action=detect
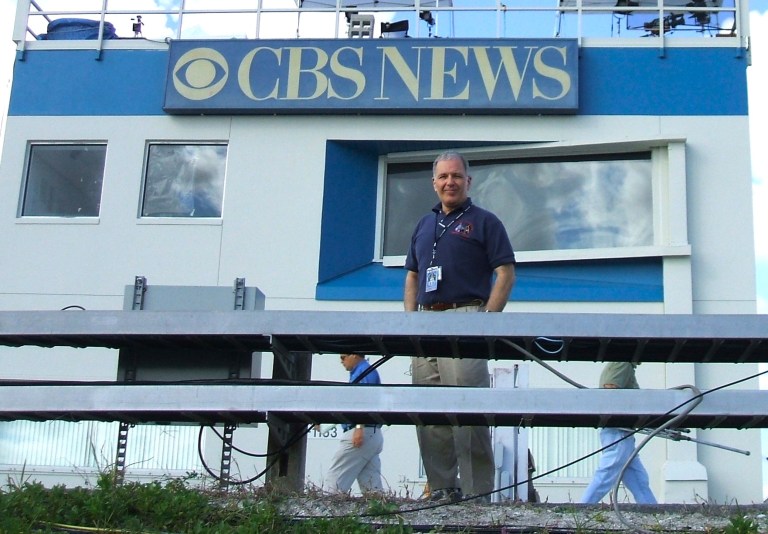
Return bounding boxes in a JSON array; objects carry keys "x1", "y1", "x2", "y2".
[{"x1": 433, "y1": 151, "x2": 470, "y2": 176}]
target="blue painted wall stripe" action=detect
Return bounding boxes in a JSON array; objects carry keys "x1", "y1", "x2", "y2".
[
  {"x1": 9, "y1": 46, "x2": 748, "y2": 116},
  {"x1": 315, "y1": 259, "x2": 664, "y2": 302},
  {"x1": 319, "y1": 142, "x2": 380, "y2": 282},
  {"x1": 10, "y1": 49, "x2": 169, "y2": 116}
]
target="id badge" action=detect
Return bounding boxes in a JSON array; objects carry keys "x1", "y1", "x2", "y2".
[{"x1": 425, "y1": 265, "x2": 440, "y2": 292}]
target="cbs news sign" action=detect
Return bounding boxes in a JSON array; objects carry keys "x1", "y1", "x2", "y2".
[{"x1": 163, "y1": 38, "x2": 578, "y2": 114}]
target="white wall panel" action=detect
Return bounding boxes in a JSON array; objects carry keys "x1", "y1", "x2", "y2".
[{"x1": 0, "y1": 107, "x2": 759, "y2": 502}]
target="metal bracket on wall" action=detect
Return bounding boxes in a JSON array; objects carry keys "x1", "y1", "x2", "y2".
[
  {"x1": 219, "y1": 278, "x2": 247, "y2": 489},
  {"x1": 233, "y1": 277, "x2": 246, "y2": 311},
  {"x1": 114, "y1": 422, "x2": 132, "y2": 485},
  {"x1": 131, "y1": 276, "x2": 147, "y2": 311},
  {"x1": 113, "y1": 276, "x2": 148, "y2": 483},
  {"x1": 218, "y1": 424, "x2": 237, "y2": 488}
]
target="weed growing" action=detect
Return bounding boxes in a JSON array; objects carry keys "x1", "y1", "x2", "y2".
[
  {"x1": 0, "y1": 473, "x2": 410, "y2": 533},
  {"x1": 723, "y1": 514, "x2": 760, "y2": 534}
]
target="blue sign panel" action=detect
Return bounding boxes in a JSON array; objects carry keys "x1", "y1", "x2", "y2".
[{"x1": 164, "y1": 38, "x2": 578, "y2": 115}]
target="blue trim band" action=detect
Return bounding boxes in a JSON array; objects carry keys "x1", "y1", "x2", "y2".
[
  {"x1": 315, "y1": 259, "x2": 663, "y2": 302},
  {"x1": 10, "y1": 49, "x2": 169, "y2": 116},
  {"x1": 9, "y1": 47, "x2": 748, "y2": 116}
]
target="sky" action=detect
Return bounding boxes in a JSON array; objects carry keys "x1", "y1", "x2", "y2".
[
  {"x1": 750, "y1": 8, "x2": 768, "y2": 315},
  {"x1": 0, "y1": 0, "x2": 765, "y2": 314}
]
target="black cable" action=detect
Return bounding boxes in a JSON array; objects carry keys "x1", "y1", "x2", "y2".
[
  {"x1": 611, "y1": 384, "x2": 702, "y2": 533},
  {"x1": 196, "y1": 354, "x2": 394, "y2": 486},
  {"x1": 352, "y1": 354, "x2": 393, "y2": 384},
  {"x1": 196, "y1": 426, "x2": 282, "y2": 486},
  {"x1": 206, "y1": 425, "x2": 271, "y2": 458},
  {"x1": 499, "y1": 337, "x2": 766, "y2": 531},
  {"x1": 297, "y1": 367, "x2": 768, "y2": 522}
]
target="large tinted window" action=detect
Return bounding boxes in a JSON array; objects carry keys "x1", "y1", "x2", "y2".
[
  {"x1": 20, "y1": 144, "x2": 106, "y2": 217},
  {"x1": 383, "y1": 154, "x2": 653, "y2": 256}
]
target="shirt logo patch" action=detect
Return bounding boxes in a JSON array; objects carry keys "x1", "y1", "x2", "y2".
[{"x1": 453, "y1": 221, "x2": 473, "y2": 236}]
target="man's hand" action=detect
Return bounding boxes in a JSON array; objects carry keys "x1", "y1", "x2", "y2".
[
  {"x1": 485, "y1": 263, "x2": 515, "y2": 312},
  {"x1": 352, "y1": 427, "x2": 364, "y2": 447}
]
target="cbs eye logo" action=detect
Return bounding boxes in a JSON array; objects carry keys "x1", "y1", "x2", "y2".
[{"x1": 172, "y1": 48, "x2": 228, "y2": 100}]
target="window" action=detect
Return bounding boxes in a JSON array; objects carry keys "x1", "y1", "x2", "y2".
[
  {"x1": 141, "y1": 143, "x2": 227, "y2": 218},
  {"x1": 383, "y1": 152, "x2": 653, "y2": 259},
  {"x1": 317, "y1": 139, "x2": 685, "y2": 302},
  {"x1": 20, "y1": 144, "x2": 106, "y2": 217}
]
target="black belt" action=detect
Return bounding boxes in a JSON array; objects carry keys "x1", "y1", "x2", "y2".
[{"x1": 419, "y1": 299, "x2": 484, "y2": 311}]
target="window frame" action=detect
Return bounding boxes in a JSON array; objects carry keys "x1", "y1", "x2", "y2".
[{"x1": 378, "y1": 138, "x2": 691, "y2": 267}]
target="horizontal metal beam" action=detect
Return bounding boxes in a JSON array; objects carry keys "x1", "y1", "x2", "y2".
[
  {"x1": 0, "y1": 384, "x2": 764, "y2": 429},
  {"x1": 1, "y1": 310, "x2": 768, "y2": 362}
]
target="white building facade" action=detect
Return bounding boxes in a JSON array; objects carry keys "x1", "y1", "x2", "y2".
[{"x1": 0, "y1": 0, "x2": 761, "y2": 504}]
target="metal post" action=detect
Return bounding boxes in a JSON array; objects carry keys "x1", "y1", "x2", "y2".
[{"x1": 266, "y1": 350, "x2": 311, "y2": 491}]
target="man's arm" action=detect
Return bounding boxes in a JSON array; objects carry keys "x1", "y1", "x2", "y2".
[
  {"x1": 485, "y1": 263, "x2": 516, "y2": 312},
  {"x1": 404, "y1": 270, "x2": 419, "y2": 311}
]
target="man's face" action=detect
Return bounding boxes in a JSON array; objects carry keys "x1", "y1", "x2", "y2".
[
  {"x1": 340, "y1": 354, "x2": 358, "y2": 371},
  {"x1": 433, "y1": 158, "x2": 471, "y2": 212}
]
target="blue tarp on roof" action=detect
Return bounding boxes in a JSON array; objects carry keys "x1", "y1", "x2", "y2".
[{"x1": 38, "y1": 18, "x2": 117, "y2": 40}]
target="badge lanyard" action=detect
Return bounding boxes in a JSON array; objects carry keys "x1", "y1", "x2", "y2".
[{"x1": 430, "y1": 204, "x2": 471, "y2": 267}]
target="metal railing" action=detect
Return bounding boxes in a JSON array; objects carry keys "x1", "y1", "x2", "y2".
[{"x1": 13, "y1": 0, "x2": 747, "y2": 49}]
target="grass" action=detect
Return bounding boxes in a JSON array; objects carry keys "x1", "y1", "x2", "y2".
[
  {"x1": 1, "y1": 473, "x2": 763, "y2": 534},
  {"x1": 0, "y1": 473, "x2": 413, "y2": 533},
  {"x1": 723, "y1": 514, "x2": 760, "y2": 534}
]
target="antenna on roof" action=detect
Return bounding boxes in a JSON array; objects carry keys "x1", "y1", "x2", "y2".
[{"x1": 131, "y1": 15, "x2": 144, "y2": 38}]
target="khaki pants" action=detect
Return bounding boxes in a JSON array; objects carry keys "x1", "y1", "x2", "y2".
[{"x1": 412, "y1": 305, "x2": 494, "y2": 496}]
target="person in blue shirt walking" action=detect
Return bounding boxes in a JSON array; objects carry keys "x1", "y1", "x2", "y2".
[{"x1": 324, "y1": 353, "x2": 384, "y2": 494}]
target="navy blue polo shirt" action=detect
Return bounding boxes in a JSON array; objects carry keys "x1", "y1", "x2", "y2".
[{"x1": 405, "y1": 198, "x2": 516, "y2": 306}]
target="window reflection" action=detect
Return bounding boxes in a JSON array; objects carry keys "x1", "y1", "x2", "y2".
[
  {"x1": 472, "y1": 158, "x2": 653, "y2": 251},
  {"x1": 21, "y1": 144, "x2": 106, "y2": 217},
  {"x1": 384, "y1": 155, "x2": 653, "y2": 256},
  {"x1": 141, "y1": 144, "x2": 227, "y2": 218}
]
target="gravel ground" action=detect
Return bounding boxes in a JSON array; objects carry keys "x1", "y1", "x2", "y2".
[{"x1": 277, "y1": 495, "x2": 768, "y2": 532}]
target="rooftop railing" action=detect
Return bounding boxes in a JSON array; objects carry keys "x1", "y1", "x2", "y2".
[{"x1": 12, "y1": 0, "x2": 749, "y2": 53}]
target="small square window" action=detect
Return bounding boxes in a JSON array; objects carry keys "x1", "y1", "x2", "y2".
[
  {"x1": 20, "y1": 144, "x2": 106, "y2": 217},
  {"x1": 141, "y1": 144, "x2": 227, "y2": 218}
]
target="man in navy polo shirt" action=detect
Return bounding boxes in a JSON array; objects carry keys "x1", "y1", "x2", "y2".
[{"x1": 404, "y1": 151, "x2": 516, "y2": 503}]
